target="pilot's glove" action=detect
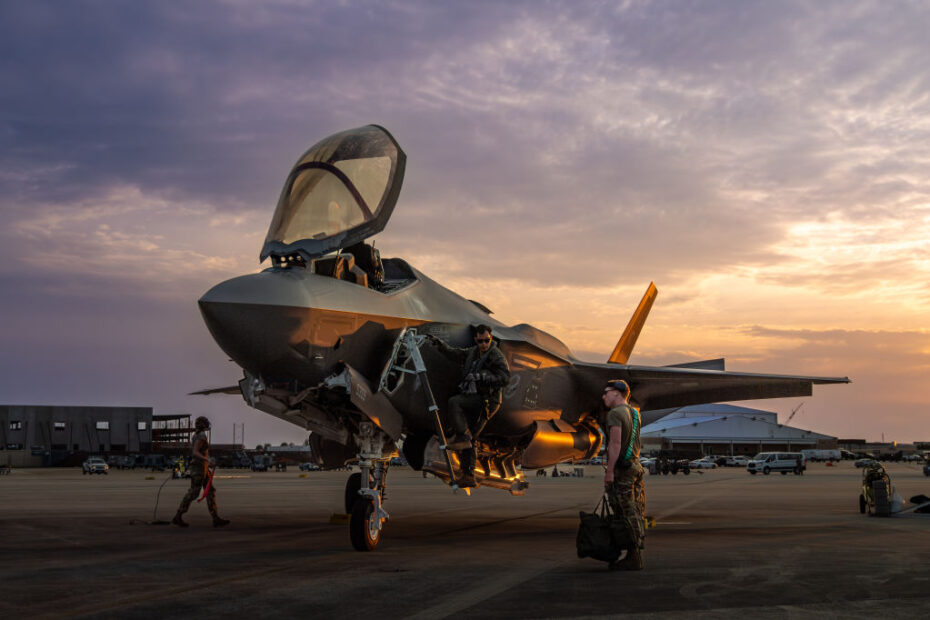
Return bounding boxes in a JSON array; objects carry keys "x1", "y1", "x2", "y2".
[
  {"x1": 464, "y1": 372, "x2": 477, "y2": 382},
  {"x1": 209, "y1": 457, "x2": 216, "y2": 467},
  {"x1": 478, "y1": 370, "x2": 496, "y2": 385}
]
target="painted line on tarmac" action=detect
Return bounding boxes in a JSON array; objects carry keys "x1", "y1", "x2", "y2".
[
  {"x1": 35, "y1": 550, "x2": 345, "y2": 620},
  {"x1": 437, "y1": 503, "x2": 586, "y2": 535},
  {"x1": 405, "y1": 559, "x2": 565, "y2": 620},
  {"x1": 653, "y1": 482, "x2": 729, "y2": 521}
]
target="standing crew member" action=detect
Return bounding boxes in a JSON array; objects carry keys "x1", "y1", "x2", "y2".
[
  {"x1": 602, "y1": 379, "x2": 645, "y2": 570},
  {"x1": 427, "y1": 324, "x2": 510, "y2": 488},
  {"x1": 172, "y1": 416, "x2": 230, "y2": 528}
]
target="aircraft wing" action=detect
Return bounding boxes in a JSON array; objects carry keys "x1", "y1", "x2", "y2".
[
  {"x1": 189, "y1": 385, "x2": 241, "y2": 396},
  {"x1": 574, "y1": 361, "x2": 850, "y2": 412}
]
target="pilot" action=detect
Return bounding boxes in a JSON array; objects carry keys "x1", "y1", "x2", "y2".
[
  {"x1": 172, "y1": 415, "x2": 230, "y2": 528},
  {"x1": 602, "y1": 379, "x2": 645, "y2": 570},
  {"x1": 427, "y1": 324, "x2": 510, "y2": 488}
]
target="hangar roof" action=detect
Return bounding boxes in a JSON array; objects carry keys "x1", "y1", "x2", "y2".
[{"x1": 641, "y1": 404, "x2": 834, "y2": 443}]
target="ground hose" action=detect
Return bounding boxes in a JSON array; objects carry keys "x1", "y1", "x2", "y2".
[{"x1": 128, "y1": 470, "x2": 175, "y2": 526}]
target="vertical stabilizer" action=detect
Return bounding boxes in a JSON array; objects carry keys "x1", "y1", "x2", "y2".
[{"x1": 608, "y1": 282, "x2": 658, "y2": 364}]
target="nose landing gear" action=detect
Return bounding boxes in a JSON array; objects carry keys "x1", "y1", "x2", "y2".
[{"x1": 348, "y1": 421, "x2": 391, "y2": 551}]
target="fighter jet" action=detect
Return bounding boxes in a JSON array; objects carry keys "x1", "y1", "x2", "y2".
[{"x1": 196, "y1": 124, "x2": 849, "y2": 550}]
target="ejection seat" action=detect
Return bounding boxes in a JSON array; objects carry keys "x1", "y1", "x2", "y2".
[{"x1": 314, "y1": 252, "x2": 369, "y2": 287}]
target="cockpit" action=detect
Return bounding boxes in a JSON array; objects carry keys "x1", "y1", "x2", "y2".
[{"x1": 261, "y1": 125, "x2": 414, "y2": 293}]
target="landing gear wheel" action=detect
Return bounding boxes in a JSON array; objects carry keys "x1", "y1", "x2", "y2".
[
  {"x1": 859, "y1": 494, "x2": 866, "y2": 514},
  {"x1": 344, "y1": 472, "x2": 362, "y2": 514},
  {"x1": 350, "y1": 499, "x2": 381, "y2": 551}
]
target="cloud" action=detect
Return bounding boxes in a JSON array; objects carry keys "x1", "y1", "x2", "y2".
[{"x1": 2, "y1": 0, "x2": 930, "y2": 441}]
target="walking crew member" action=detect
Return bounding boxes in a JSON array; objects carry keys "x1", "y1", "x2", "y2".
[
  {"x1": 172, "y1": 416, "x2": 230, "y2": 528},
  {"x1": 602, "y1": 380, "x2": 645, "y2": 570},
  {"x1": 428, "y1": 324, "x2": 510, "y2": 488}
]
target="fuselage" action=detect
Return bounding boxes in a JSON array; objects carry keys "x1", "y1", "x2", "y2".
[{"x1": 199, "y1": 261, "x2": 601, "y2": 448}]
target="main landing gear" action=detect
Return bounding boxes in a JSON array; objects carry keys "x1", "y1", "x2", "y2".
[{"x1": 347, "y1": 421, "x2": 391, "y2": 551}]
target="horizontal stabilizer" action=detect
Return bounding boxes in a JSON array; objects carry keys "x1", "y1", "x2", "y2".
[
  {"x1": 573, "y1": 360, "x2": 850, "y2": 412},
  {"x1": 608, "y1": 282, "x2": 658, "y2": 364},
  {"x1": 665, "y1": 358, "x2": 725, "y2": 371},
  {"x1": 189, "y1": 385, "x2": 240, "y2": 396}
]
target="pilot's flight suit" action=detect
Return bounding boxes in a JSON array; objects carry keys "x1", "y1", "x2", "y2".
[
  {"x1": 175, "y1": 430, "x2": 221, "y2": 522},
  {"x1": 605, "y1": 403, "x2": 645, "y2": 563},
  {"x1": 434, "y1": 338, "x2": 510, "y2": 478}
]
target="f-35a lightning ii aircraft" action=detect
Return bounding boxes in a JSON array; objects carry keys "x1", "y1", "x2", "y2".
[{"x1": 196, "y1": 124, "x2": 849, "y2": 550}]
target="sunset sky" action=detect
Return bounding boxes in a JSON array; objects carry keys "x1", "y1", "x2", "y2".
[{"x1": 1, "y1": 1, "x2": 927, "y2": 445}]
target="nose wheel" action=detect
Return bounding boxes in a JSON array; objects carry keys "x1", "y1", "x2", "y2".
[
  {"x1": 350, "y1": 497, "x2": 383, "y2": 551},
  {"x1": 348, "y1": 422, "x2": 391, "y2": 551}
]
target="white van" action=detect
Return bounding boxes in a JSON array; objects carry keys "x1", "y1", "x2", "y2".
[{"x1": 747, "y1": 452, "x2": 805, "y2": 475}]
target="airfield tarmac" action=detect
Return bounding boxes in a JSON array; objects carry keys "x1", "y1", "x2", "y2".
[{"x1": 1, "y1": 462, "x2": 929, "y2": 619}]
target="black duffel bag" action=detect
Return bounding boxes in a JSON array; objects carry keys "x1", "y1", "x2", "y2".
[{"x1": 576, "y1": 495, "x2": 637, "y2": 563}]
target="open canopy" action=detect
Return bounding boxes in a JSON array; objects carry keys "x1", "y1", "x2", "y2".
[{"x1": 261, "y1": 125, "x2": 406, "y2": 261}]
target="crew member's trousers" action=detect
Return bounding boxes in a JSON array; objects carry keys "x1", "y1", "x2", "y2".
[
  {"x1": 607, "y1": 462, "x2": 646, "y2": 548},
  {"x1": 446, "y1": 394, "x2": 487, "y2": 475},
  {"x1": 177, "y1": 469, "x2": 218, "y2": 518}
]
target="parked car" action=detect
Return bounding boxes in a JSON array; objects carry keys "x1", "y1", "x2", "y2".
[
  {"x1": 726, "y1": 455, "x2": 749, "y2": 467},
  {"x1": 82, "y1": 457, "x2": 109, "y2": 475},
  {"x1": 855, "y1": 458, "x2": 878, "y2": 468},
  {"x1": 747, "y1": 452, "x2": 804, "y2": 475},
  {"x1": 299, "y1": 462, "x2": 321, "y2": 472},
  {"x1": 923, "y1": 462, "x2": 930, "y2": 477},
  {"x1": 689, "y1": 456, "x2": 717, "y2": 469}
]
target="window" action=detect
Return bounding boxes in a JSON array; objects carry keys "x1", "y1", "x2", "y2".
[
  {"x1": 137, "y1": 421, "x2": 147, "y2": 431},
  {"x1": 9, "y1": 421, "x2": 22, "y2": 430},
  {"x1": 7, "y1": 443, "x2": 23, "y2": 450},
  {"x1": 96, "y1": 421, "x2": 110, "y2": 431},
  {"x1": 54, "y1": 422, "x2": 66, "y2": 431}
]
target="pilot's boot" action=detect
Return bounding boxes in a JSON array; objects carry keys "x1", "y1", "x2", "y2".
[
  {"x1": 458, "y1": 447, "x2": 478, "y2": 488},
  {"x1": 171, "y1": 512, "x2": 189, "y2": 528},
  {"x1": 445, "y1": 431, "x2": 473, "y2": 451},
  {"x1": 212, "y1": 516, "x2": 231, "y2": 528},
  {"x1": 610, "y1": 546, "x2": 644, "y2": 571}
]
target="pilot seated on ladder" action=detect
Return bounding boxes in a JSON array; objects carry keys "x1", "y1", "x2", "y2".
[{"x1": 426, "y1": 324, "x2": 510, "y2": 487}]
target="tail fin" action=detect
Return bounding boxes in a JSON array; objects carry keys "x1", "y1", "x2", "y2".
[{"x1": 608, "y1": 282, "x2": 658, "y2": 364}]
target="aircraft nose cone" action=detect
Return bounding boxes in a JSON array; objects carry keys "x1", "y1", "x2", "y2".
[{"x1": 198, "y1": 271, "x2": 315, "y2": 373}]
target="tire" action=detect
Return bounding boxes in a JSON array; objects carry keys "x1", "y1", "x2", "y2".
[
  {"x1": 781, "y1": 471, "x2": 788, "y2": 475},
  {"x1": 749, "y1": 470, "x2": 756, "y2": 475},
  {"x1": 859, "y1": 494, "x2": 866, "y2": 514},
  {"x1": 344, "y1": 472, "x2": 362, "y2": 514},
  {"x1": 683, "y1": 467, "x2": 690, "y2": 475},
  {"x1": 872, "y1": 479, "x2": 890, "y2": 517},
  {"x1": 763, "y1": 466, "x2": 771, "y2": 475},
  {"x1": 349, "y1": 499, "x2": 381, "y2": 551}
]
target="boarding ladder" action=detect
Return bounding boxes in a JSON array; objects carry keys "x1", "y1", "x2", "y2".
[{"x1": 379, "y1": 328, "x2": 464, "y2": 489}]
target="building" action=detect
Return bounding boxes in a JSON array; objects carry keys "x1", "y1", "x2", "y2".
[
  {"x1": 0, "y1": 405, "x2": 153, "y2": 467},
  {"x1": 641, "y1": 403, "x2": 837, "y2": 456}
]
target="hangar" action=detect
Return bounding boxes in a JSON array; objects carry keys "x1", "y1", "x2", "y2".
[
  {"x1": 0, "y1": 405, "x2": 191, "y2": 467},
  {"x1": 642, "y1": 403, "x2": 837, "y2": 456}
]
